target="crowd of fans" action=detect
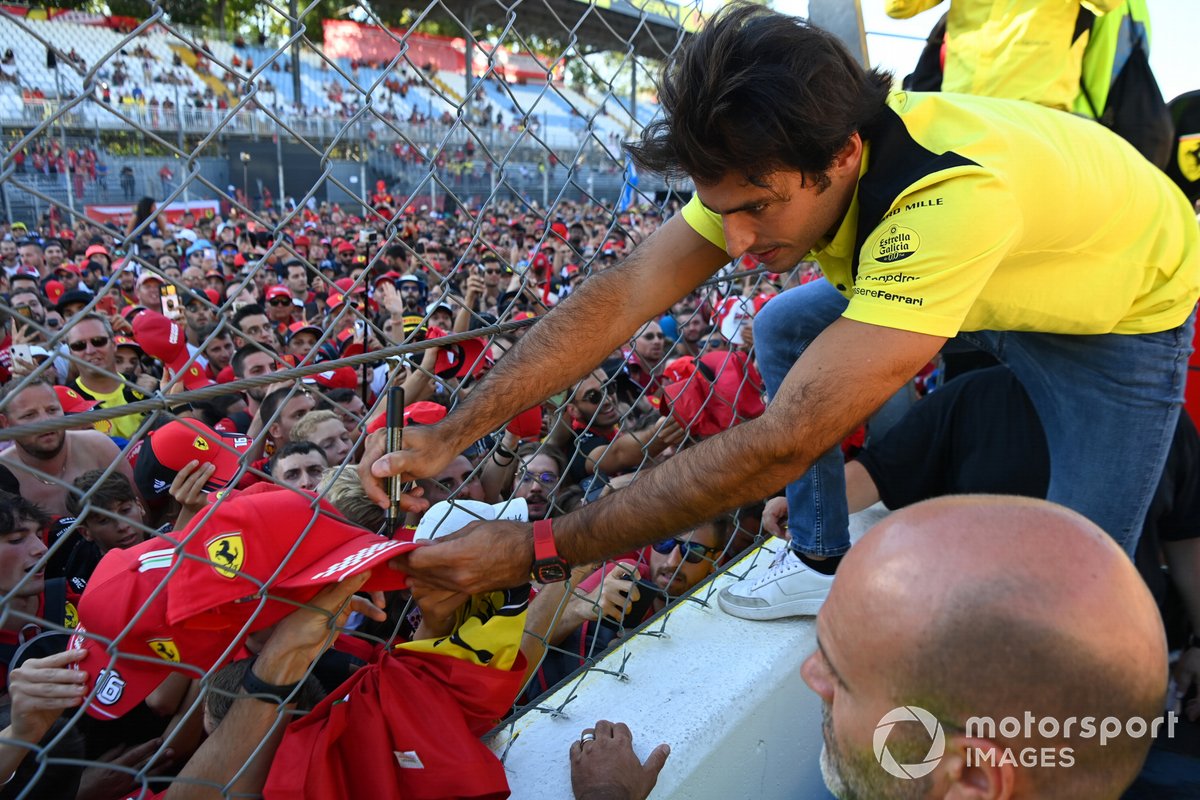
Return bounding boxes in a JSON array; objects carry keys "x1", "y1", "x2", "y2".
[
  {"x1": 0, "y1": 188, "x2": 805, "y2": 797},
  {"x1": 2, "y1": 3, "x2": 1198, "y2": 795},
  {"x1": 1, "y1": 175, "x2": 1194, "y2": 795}
]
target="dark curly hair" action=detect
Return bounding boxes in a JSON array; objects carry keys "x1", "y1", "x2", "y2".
[{"x1": 626, "y1": 3, "x2": 892, "y2": 190}]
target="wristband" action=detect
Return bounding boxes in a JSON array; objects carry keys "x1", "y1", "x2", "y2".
[{"x1": 241, "y1": 657, "x2": 302, "y2": 704}]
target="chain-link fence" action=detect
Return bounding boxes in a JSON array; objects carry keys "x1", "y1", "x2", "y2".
[{"x1": 0, "y1": 1, "x2": 805, "y2": 797}]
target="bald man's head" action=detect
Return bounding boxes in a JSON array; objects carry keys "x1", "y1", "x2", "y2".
[{"x1": 805, "y1": 496, "x2": 1167, "y2": 799}]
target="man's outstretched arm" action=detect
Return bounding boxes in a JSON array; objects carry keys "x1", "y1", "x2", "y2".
[
  {"x1": 360, "y1": 216, "x2": 730, "y2": 507},
  {"x1": 393, "y1": 317, "x2": 947, "y2": 593}
]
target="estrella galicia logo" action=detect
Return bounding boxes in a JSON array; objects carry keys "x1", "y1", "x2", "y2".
[
  {"x1": 874, "y1": 706, "x2": 945, "y2": 779},
  {"x1": 872, "y1": 225, "x2": 920, "y2": 263}
]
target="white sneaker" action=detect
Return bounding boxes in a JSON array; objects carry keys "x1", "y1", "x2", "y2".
[{"x1": 717, "y1": 549, "x2": 834, "y2": 620}]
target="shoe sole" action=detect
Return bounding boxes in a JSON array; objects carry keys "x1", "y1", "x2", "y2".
[{"x1": 716, "y1": 589, "x2": 825, "y2": 620}]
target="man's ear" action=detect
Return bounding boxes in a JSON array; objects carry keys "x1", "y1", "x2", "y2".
[
  {"x1": 77, "y1": 523, "x2": 95, "y2": 544},
  {"x1": 831, "y1": 133, "x2": 864, "y2": 177},
  {"x1": 938, "y1": 735, "x2": 1017, "y2": 800}
]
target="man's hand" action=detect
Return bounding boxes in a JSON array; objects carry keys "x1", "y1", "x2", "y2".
[
  {"x1": 254, "y1": 572, "x2": 386, "y2": 685},
  {"x1": 566, "y1": 562, "x2": 639, "y2": 628},
  {"x1": 649, "y1": 417, "x2": 685, "y2": 456},
  {"x1": 762, "y1": 496, "x2": 789, "y2": 540},
  {"x1": 135, "y1": 373, "x2": 161, "y2": 394},
  {"x1": 410, "y1": 584, "x2": 469, "y2": 640},
  {"x1": 464, "y1": 272, "x2": 486, "y2": 301},
  {"x1": 9, "y1": 356, "x2": 37, "y2": 381},
  {"x1": 170, "y1": 459, "x2": 215, "y2": 528},
  {"x1": 10, "y1": 321, "x2": 37, "y2": 346},
  {"x1": 359, "y1": 425, "x2": 458, "y2": 511},
  {"x1": 570, "y1": 720, "x2": 670, "y2": 800},
  {"x1": 6, "y1": 648, "x2": 88, "y2": 744},
  {"x1": 1173, "y1": 645, "x2": 1200, "y2": 722},
  {"x1": 109, "y1": 313, "x2": 133, "y2": 336},
  {"x1": 76, "y1": 738, "x2": 176, "y2": 800},
  {"x1": 390, "y1": 520, "x2": 534, "y2": 594},
  {"x1": 376, "y1": 282, "x2": 404, "y2": 318}
]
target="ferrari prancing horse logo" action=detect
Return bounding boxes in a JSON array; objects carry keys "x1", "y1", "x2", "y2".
[
  {"x1": 206, "y1": 533, "x2": 245, "y2": 579},
  {"x1": 148, "y1": 638, "x2": 181, "y2": 662}
]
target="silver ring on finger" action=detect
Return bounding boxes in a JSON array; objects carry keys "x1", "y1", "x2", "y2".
[{"x1": 580, "y1": 732, "x2": 596, "y2": 744}]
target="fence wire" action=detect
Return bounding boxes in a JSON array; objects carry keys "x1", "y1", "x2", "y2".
[{"x1": 0, "y1": 1, "x2": 802, "y2": 797}]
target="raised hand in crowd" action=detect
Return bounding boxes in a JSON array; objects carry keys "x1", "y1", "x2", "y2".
[
  {"x1": 562, "y1": 561, "x2": 641, "y2": 633},
  {"x1": 163, "y1": 573, "x2": 385, "y2": 800},
  {"x1": 169, "y1": 458, "x2": 217, "y2": 529},
  {"x1": 77, "y1": 737, "x2": 176, "y2": 800},
  {"x1": 0, "y1": 648, "x2": 88, "y2": 783}
]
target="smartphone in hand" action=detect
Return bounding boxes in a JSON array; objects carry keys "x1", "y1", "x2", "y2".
[{"x1": 160, "y1": 285, "x2": 182, "y2": 321}]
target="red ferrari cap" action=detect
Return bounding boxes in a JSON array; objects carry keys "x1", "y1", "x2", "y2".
[
  {"x1": 132, "y1": 311, "x2": 190, "y2": 375},
  {"x1": 112, "y1": 335, "x2": 143, "y2": 352},
  {"x1": 366, "y1": 400, "x2": 447, "y2": 434},
  {"x1": 430, "y1": 335, "x2": 492, "y2": 380},
  {"x1": 69, "y1": 536, "x2": 242, "y2": 720},
  {"x1": 44, "y1": 280, "x2": 65, "y2": 305},
  {"x1": 133, "y1": 419, "x2": 252, "y2": 500},
  {"x1": 164, "y1": 487, "x2": 416, "y2": 626},
  {"x1": 265, "y1": 285, "x2": 292, "y2": 302},
  {"x1": 55, "y1": 385, "x2": 98, "y2": 414},
  {"x1": 311, "y1": 366, "x2": 357, "y2": 390}
]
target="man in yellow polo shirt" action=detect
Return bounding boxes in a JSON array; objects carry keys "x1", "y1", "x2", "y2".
[
  {"x1": 66, "y1": 314, "x2": 147, "y2": 441},
  {"x1": 357, "y1": 7, "x2": 1199, "y2": 621}
]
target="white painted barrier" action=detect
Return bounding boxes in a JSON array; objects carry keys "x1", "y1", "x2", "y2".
[{"x1": 493, "y1": 506, "x2": 889, "y2": 799}]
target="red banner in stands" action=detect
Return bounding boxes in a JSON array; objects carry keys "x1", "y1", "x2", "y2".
[
  {"x1": 84, "y1": 199, "x2": 220, "y2": 226},
  {"x1": 321, "y1": 20, "x2": 554, "y2": 83}
]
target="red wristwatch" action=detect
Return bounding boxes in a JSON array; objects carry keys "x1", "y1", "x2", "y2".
[{"x1": 531, "y1": 519, "x2": 569, "y2": 583}]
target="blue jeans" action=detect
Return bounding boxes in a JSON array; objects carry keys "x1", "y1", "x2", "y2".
[{"x1": 753, "y1": 277, "x2": 1195, "y2": 558}]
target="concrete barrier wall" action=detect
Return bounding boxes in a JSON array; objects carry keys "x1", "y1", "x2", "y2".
[{"x1": 493, "y1": 540, "x2": 836, "y2": 800}]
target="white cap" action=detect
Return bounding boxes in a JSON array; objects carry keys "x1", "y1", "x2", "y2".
[{"x1": 412, "y1": 498, "x2": 528, "y2": 543}]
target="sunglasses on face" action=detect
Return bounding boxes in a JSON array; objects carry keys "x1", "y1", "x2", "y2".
[
  {"x1": 69, "y1": 335, "x2": 110, "y2": 352},
  {"x1": 518, "y1": 470, "x2": 559, "y2": 487},
  {"x1": 640, "y1": 332, "x2": 665, "y2": 340},
  {"x1": 269, "y1": 298, "x2": 292, "y2": 307},
  {"x1": 580, "y1": 388, "x2": 605, "y2": 405},
  {"x1": 484, "y1": 268, "x2": 503, "y2": 275},
  {"x1": 652, "y1": 538, "x2": 719, "y2": 564}
]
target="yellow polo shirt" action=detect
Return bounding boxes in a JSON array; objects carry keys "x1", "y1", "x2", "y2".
[
  {"x1": 885, "y1": 0, "x2": 1122, "y2": 111},
  {"x1": 681, "y1": 91, "x2": 1200, "y2": 338},
  {"x1": 74, "y1": 378, "x2": 146, "y2": 440}
]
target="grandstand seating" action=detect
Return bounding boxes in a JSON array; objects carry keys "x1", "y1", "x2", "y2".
[{"x1": 0, "y1": 14, "x2": 656, "y2": 142}]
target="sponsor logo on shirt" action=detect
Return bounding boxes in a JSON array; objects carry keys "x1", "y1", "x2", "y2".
[
  {"x1": 853, "y1": 286, "x2": 925, "y2": 307},
  {"x1": 872, "y1": 225, "x2": 920, "y2": 263}
]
